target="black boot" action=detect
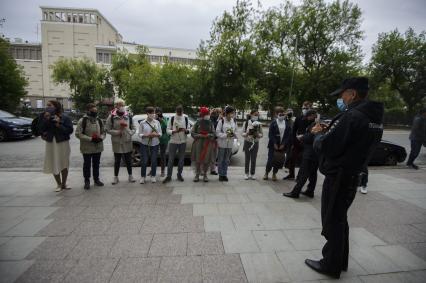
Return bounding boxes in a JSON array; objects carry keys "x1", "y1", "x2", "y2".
[
  {"x1": 94, "y1": 179, "x2": 104, "y2": 187},
  {"x1": 163, "y1": 176, "x2": 172, "y2": 184},
  {"x1": 177, "y1": 174, "x2": 184, "y2": 182},
  {"x1": 301, "y1": 190, "x2": 314, "y2": 198},
  {"x1": 84, "y1": 180, "x2": 90, "y2": 190},
  {"x1": 283, "y1": 191, "x2": 299, "y2": 198}
]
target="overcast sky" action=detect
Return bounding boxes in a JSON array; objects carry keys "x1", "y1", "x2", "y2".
[{"x1": 1, "y1": 0, "x2": 425, "y2": 61}]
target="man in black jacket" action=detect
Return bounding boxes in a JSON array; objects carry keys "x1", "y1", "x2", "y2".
[
  {"x1": 406, "y1": 109, "x2": 426, "y2": 169},
  {"x1": 304, "y1": 77, "x2": 384, "y2": 279},
  {"x1": 283, "y1": 109, "x2": 318, "y2": 198}
]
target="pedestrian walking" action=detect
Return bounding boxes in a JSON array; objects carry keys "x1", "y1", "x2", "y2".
[
  {"x1": 75, "y1": 103, "x2": 105, "y2": 190},
  {"x1": 242, "y1": 109, "x2": 263, "y2": 180},
  {"x1": 216, "y1": 106, "x2": 237, "y2": 182},
  {"x1": 106, "y1": 98, "x2": 136, "y2": 185},
  {"x1": 163, "y1": 105, "x2": 190, "y2": 183},
  {"x1": 406, "y1": 108, "x2": 426, "y2": 169},
  {"x1": 38, "y1": 100, "x2": 73, "y2": 192},
  {"x1": 191, "y1": 107, "x2": 216, "y2": 182},
  {"x1": 306, "y1": 77, "x2": 383, "y2": 278},
  {"x1": 156, "y1": 108, "x2": 169, "y2": 178},
  {"x1": 139, "y1": 106, "x2": 162, "y2": 184},
  {"x1": 263, "y1": 106, "x2": 292, "y2": 181}
]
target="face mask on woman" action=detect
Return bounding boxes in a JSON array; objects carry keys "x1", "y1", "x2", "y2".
[
  {"x1": 46, "y1": 106, "x2": 56, "y2": 114},
  {"x1": 277, "y1": 115, "x2": 285, "y2": 122},
  {"x1": 302, "y1": 109, "x2": 308, "y2": 116},
  {"x1": 88, "y1": 111, "x2": 97, "y2": 118}
]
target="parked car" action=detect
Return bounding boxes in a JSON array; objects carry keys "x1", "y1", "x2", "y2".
[
  {"x1": 0, "y1": 110, "x2": 33, "y2": 141},
  {"x1": 369, "y1": 140, "x2": 407, "y2": 166},
  {"x1": 130, "y1": 113, "x2": 241, "y2": 166}
]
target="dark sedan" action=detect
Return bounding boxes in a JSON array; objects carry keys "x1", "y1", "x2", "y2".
[
  {"x1": 0, "y1": 110, "x2": 33, "y2": 142},
  {"x1": 369, "y1": 140, "x2": 407, "y2": 166}
]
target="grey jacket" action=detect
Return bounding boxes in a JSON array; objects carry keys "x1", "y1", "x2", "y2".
[
  {"x1": 75, "y1": 115, "x2": 106, "y2": 154},
  {"x1": 409, "y1": 115, "x2": 426, "y2": 142},
  {"x1": 106, "y1": 113, "x2": 136, "y2": 153}
]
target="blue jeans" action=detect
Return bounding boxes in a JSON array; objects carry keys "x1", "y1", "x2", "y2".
[
  {"x1": 218, "y1": 148, "x2": 232, "y2": 176},
  {"x1": 140, "y1": 144, "x2": 159, "y2": 177}
]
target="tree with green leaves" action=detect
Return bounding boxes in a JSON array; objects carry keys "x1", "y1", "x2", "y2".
[
  {"x1": 51, "y1": 57, "x2": 114, "y2": 112},
  {"x1": 370, "y1": 28, "x2": 426, "y2": 115},
  {"x1": 0, "y1": 38, "x2": 28, "y2": 112}
]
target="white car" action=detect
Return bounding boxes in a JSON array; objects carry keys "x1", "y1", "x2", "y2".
[{"x1": 130, "y1": 113, "x2": 240, "y2": 166}]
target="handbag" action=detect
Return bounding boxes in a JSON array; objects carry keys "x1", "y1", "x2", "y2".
[{"x1": 272, "y1": 149, "x2": 285, "y2": 169}]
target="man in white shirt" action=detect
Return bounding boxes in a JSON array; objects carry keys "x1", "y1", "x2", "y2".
[
  {"x1": 216, "y1": 106, "x2": 237, "y2": 182},
  {"x1": 163, "y1": 105, "x2": 190, "y2": 183},
  {"x1": 139, "y1": 106, "x2": 162, "y2": 184}
]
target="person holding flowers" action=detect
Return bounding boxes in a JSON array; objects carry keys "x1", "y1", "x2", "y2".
[{"x1": 216, "y1": 106, "x2": 238, "y2": 182}]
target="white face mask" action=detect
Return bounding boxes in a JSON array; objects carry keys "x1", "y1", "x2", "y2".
[
  {"x1": 203, "y1": 115, "x2": 210, "y2": 120},
  {"x1": 302, "y1": 109, "x2": 308, "y2": 115},
  {"x1": 277, "y1": 116, "x2": 285, "y2": 122},
  {"x1": 251, "y1": 116, "x2": 259, "y2": 121}
]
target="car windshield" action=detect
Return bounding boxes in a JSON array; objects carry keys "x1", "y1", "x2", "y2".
[{"x1": 0, "y1": 110, "x2": 16, "y2": 118}]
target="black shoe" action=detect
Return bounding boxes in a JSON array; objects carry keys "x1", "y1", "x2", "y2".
[
  {"x1": 94, "y1": 180, "x2": 104, "y2": 187},
  {"x1": 283, "y1": 192, "x2": 299, "y2": 199},
  {"x1": 305, "y1": 259, "x2": 340, "y2": 279},
  {"x1": 84, "y1": 181, "x2": 90, "y2": 190},
  {"x1": 283, "y1": 175, "x2": 295, "y2": 180},
  {"x1": 223, "y1": 176, "x2": 229, "y2": 182},
  {"x1": 177, "y1": 175, "x2": 184, "y2": 182},
  {"x1": 301, "y1": 191, "x2": 314, "y2": 198},
  {"x1": 163, "y1": 176, "x2": 172, "y2": 184},
  {"x1": 219, "y1": 176, "x2": 224, "y2": 182},
  {"x1": 211, "y1": 171, "x2": 218, "y2": 175},
  {"x1": 193, "y1": 175, "x2": 200, "y2": 182},
  {"x1": 407, "y1": 163, "x2": 419, "y2": 170}
]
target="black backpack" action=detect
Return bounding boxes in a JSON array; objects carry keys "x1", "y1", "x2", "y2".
[
  {"x1": 82, "y1": 117, "x2": 104, "y2": 135},
  {"x1": 31, "y1": 115, "x2": 41, "y2": 137}
]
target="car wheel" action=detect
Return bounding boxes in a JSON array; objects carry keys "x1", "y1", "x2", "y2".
[
  {"x1": 385, "y1": 153, "x2": 398, "y2": 166},
  {"x1": 132, "y1": 144, "x2": 141, "y2": 167},
  {"x1": 0, "y1": 129, "x2": 6, "y2": 142}
]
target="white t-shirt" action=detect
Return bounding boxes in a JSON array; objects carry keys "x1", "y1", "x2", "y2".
[
  {"x1": 139, "y1": 119, "x2": 162, "y2": 146},
  {"x1": 277, "y1": 119, "x2": 286, "y2": 141}
]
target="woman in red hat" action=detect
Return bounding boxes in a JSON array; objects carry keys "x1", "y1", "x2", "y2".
[{"x1": 191, "y1": 106, "x2": 216, "y2": 182}]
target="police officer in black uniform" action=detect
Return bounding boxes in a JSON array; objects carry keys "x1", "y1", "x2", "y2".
[{"x1": 304, "y1": 77, "x2": 384, "y2": 278}]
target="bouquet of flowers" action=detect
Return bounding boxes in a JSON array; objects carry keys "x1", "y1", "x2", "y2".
[{"x1": 226, "y1": 127, "x2": 234, "y2": 138}]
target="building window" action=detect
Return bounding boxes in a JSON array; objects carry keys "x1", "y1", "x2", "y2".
[
  {"x1": 79, "y1": 14, "x2": 84, "y2": 23},
  {"x1": 9, "y1": 46, "x2": 42, "y2": 60},
  {"x1": 43, "y1": 12, "x2": 48, "y2": 20},
  {"x1": 90, "y1": 14, "x2": 96, "y2": 24},
  {"x1": 85, "y1": 13, "x2": 90, "y2": 23},
  {"x1": 73, "y1": 13, "x2": 78, "y2": 22},
  {"x1": 96, "y1": 51, "x2": 112, "y2": 64}
]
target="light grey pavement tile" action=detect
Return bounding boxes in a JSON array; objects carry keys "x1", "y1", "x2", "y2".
[
  {"x1": 78, "y1": 206, "x2": 114, "y2": 219},
  {"x1": 359, "y1": 270, "x2": 426, "y2": 283},
  {"x1": 16, "y1": 259, "x2": 76, "y2": 283},
  {"x1": 366, "y1": 224, "x2": 426, "y2": 244},
  {"x1": 240, "y1": 252, "x2": 291, "y2": 283},
  {"x1": 217, "y1": 203, "x2": 246, "y2": 216},
  {"x1": 276, "y1": 250, "x2": 329, "y2": 281},
  {"x1": 0, "y1": 237, "x2": 45, "y2": 260},
  {"x1": 110, "y1": 257, "x2": 160, "y2": 283},
  {"x1": 242, "y1": 202, "x2": 271, "y2": 215},
  {"x1": 63, "y1": 258, "x2": 119, "y2": 283},
  {"x1": 130, "y1": 194, "x2": 159, "y2": 205},
  {"x1": 0, "y1": 237, "x2": 12, "y2": 246},
  {"x1": 45, "y1": 206, "x2": 86, "y2": 219},
  {"x1": 202, "y1": 254, "x2": 248, "y2": 283},
  {"x1": 374, "y1": 245, "x2": 426, "y2": 271},
  {"x1": 72, "y1": 219, "x2": 111, "y2": 236},
  {"x1": 412, "y1": 223, "x2": 426, "y2": 233},
  {"x1": 0, "y1": 207, "x2": 31, "y2": 220},
  {"x1": 193, "y1": 203, "x2": 220, "y2": 216},
  {"x1": 109, "y1": 234, "x2": 153, "y2": 258},
  {"x1": 252, "y1": 230, "x2": 294, "y2": 252},
  {"x1": 258, "y1": 215, "x2": 286, "y2": 230},
  {"x1": 156, "y1": 194, "x2": 182, "y2": 204},
  {"x1": 349, "y1": 246, "x2": 401, "y2": 274},
  {"x1": 3, "y1": 196, "x2": 61, "y2": 207},
  {"x1": 321, "y1": 277, "x2": 362, "y2": 283},
  {"x1": 181, "y1": 194, "x2": 204, "y2": 204},
  {"x1": 221, "y1": 231, "x2": 260, "y2": 253},
  {"x1": 403, "y1": 242, "x2": 426, "y2": 261},
  {"x1": 148, "y1": 233, "x2": 188, "y2": 257},
  {"x1": 204, "y1": 194, "x2": 228, "y2": 204},
  {"x1": 50, "y1": 195, "x2": 85, "y2": 207},
  {"x1": 26, "y1": 235, "x2": 80, "y2": 260},
  {"x1": 2, "y1": 219, "x2": 53, "y2": 236},
  {"x1": 20, "y1": 207, "x2": 59, "y2": 219},
  {"x1": 226, "y1": 193, "x2": 251, "y2": 203},
  {"x1": 0, "y1": 260, "x2": 34, "y2": 283},
  {"x1": 141, "y1": 215, "x2": 203, "y2": 234},
  {"x1": 0, "y1": 217, "x2": 23, "y2": 234},
  {"x1": 105, "y1": 218, "x2": 144, "y2": 235},
  {"x1": 280, "y1": 214, "x2": 322, "y2": 229},
  {"x1": 349, "y1": 227, "x2": 387, "y2": 247},
  {"x1": 283, "y1": 229, "x2": 326, "y2": 251},
  {"x1": 68, "y1": 235, "x2": 117, "y2": 259},
  {"x1": 187, "y1": 232, "x2": 224, "y2": 256},
  {"x1": 232, "y1": 215, "x2": 265, "y2": 230},
  {"x1": 108, "y1": 205, "x2": 141, "y2": 218},
  {"x1": 157, "y1": 256, "x2": 202, "y2": 283},
  {"x1": 35, "y1": 219, "x2": 80, "y2": 236},
  {"x1": 204, "y1": 215, "x2": 236, "y2": 232}
]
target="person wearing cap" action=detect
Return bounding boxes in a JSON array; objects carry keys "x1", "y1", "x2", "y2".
[
  {"x1": 216, "y1": 106, "x2": 238, "y2": 182},
  {"x1": 191, "y1": 107, "x2": 216, "y2": 182},
  {"x1": 304, "y1": 77, "x2": 383, "y2": 279},
  {"x1": 283, "y1": 109, "x2": 319, "y2": 198}
]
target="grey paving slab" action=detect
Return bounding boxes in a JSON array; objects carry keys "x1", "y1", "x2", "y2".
[
  {"x1": 0, "y1": 237, "x2": 45, "y2": 260},
  {"x1": 0, "y1": 217, "x2": 23, "y2": 234},
  {"x1": 109, "y1": 234, "x2": 153, "y2": 258},
  {"x1": 108, "y1": 205, "x2": 141, "y2": 218},
  {"x1": 35, "y1": 219, "x2": 81, "y2": 236},
  {"x1": 374, "y1": 245, "x2": 426, "y2": 271},
  {"x1": 109, "y1": 257, "x2": 160, "y2": 283},
  {"x1": 349, "y1": 227, "x2": 387, "y2": 247},
  {"x1": 403, "y1": 242, "x2": 426, "y2": 261},
  {"x1": 240, "y1": 252, "x2": 291, "y2": 283},
  {"x1": 3, "y1": 196, "x2": 61, "y2": 207},
  {"x1": 0, "y1": 207, "x2": 31, "y2": 219},
  {"x1": 148, "y1": 233, "x2": 188, "y2": 257},
  {"x1": 26, "y1": 235, "x2": 80, "y2": 260},
  {"x1": 16, "y1": 259, "x2": 76, "y2": 283},
  {"x1": 50, "y1": 195, "x2": 85, "y2": 207},
  {"x1": 283, "y1": 229, "x2": 326, "y2": 251},
  {"x1": 359, "y1": 270, "x2": 426, "y2": 283},
  {"x1": 276, "y1": 250, "x2": 329, "y2": 281},
  {"x1": 0, "y1": 260, "x2": 34, "y2": 283},
  {"x1": 226, "y1": 193, "x2": 251, "y2": 203},
  {"x1": 68, "y1": 235, "x2": 117, "y2": 259},
  {"x1": 2, "y1": 219, "x2": 52, "y2": 236},
  {"x1": 181, "y1": 194, "x2": 204, "y2": 204},
  {"x1": 131, "y1": 194, "x2": 159, "y2": 205},
  {"x1": 349, "y1": 246, "x2": 402, "y2": 274},
  {"x1": 412, "y1": 223, "x2": 426, "y2": 233},
  {"x1": 202, "y1": 254, "x2": 248, "y2": 283},
  {"x1": 204, "y1": 194, "x2": 228, "y2": 203},
  {"x1": 0, "y1": 236, "x2": 12, "y2": 246},
  {"x1": 72, "y1": 219, "x2": 111, "y2": 236},
  {"x1": 252, "y1": 230, "x2": 294, "y2": 252},
  {"x1": 19, "y1": 207, "x2": 60, "y2": 219},
  {"x1": 78, "y1": 205, "x2": 114, "y2": 218},
  {"x1": 156, "y1": 194, "x2": 182, "y2": 204},
  {"x1": 157, "y1": 256, "x2": 202, "y2": 283},
  {"x1": 46, "y1": 206, "x2": 86, "y2": 219},
  {"x1": 321, "y1": 278, "x2": 362, "y2": 283},
  {"x1": 63, "y1": 258, "x2": 119, "y2": 283},
  {"x1": 366, "y1": 224, "x2": 426, "y2": 244},
  {"x1": 193, "y1": 203, "x2": 220, "y2": 216},
  {"x1": 105, "y1": 218, "x2": 144, "y2": 235},
  {"x1": 204, "y1": 215, "x2": 236, "y2": 232},
  {"x1": 187, "y1": 232, "x2": 224, "y2": 256},
  {"x1": 217, "y1": 203, "x2": 246, "y2": 216},
  {"x1": 221, "y1": 231, "x2": 260, "y2": 253}
]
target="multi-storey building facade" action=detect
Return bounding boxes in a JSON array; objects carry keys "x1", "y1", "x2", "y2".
[{"x1": 7, "y1": 6, "x2": 197, "y2": 110}]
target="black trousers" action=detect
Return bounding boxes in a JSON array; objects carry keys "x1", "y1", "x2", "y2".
[
  {"x1": 407, "y1": 139, "x2": 423, "y2": 165},
  {"x1": 114, "y1": 152, "x2": 132, "y2": 176},
  {"x1": 83, "y1": 152, "x2": 101, "y2": 181},
  {"x1": 320, "y1": 174, "x2": 358, "y2": 275},
  {"x1": 292, "y1": 158, "x2": 318, "y2": 195}
]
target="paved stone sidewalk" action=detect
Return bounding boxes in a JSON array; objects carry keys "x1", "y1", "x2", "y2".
[{"x1": 0, "y1": 166, "x2": 425, "y2": 282}]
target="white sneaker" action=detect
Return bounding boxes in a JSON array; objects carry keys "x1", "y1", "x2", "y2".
[
  {"x1": 359, "y1": 186, "x2": 368, "y2": 194},
  {"x1": 112, "y1": 176, "x2": 119, "y2": 185},
  {"x1": 151, "y1": 176, "x2": 157, "y2": 183},
  {"x1": 128, "y1": 175, "x2": 136, "y2": 183},
  {"x1": 244, "y1": 174, "x2": 249, "y2": 180},
  {"x1": 55, "y1": 186, "x2": 62, "y2": 192},
  {"x1": 139, "y1": 177, "x2": 145, "y2": 184},
  {"x1": 250, "y1": 175, "x2": 257, "y2": 180}
]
